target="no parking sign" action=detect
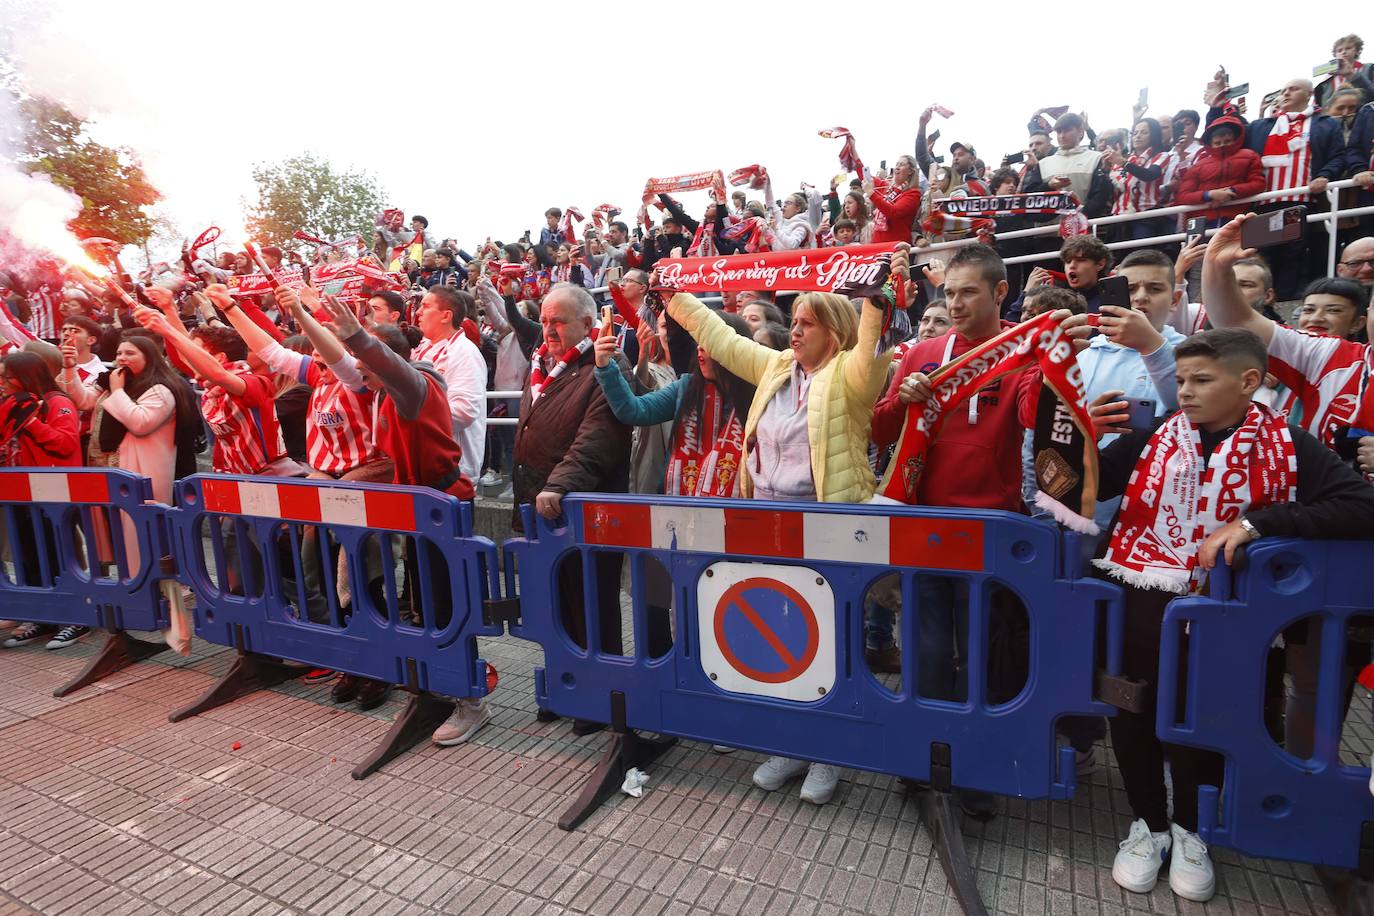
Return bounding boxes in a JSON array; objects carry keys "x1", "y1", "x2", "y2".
[{"x1": 697, "y1": 562, "x2": 836, "y2": 702}]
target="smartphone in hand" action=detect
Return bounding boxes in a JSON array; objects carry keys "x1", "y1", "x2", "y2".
[
  {"x1": 1185, "y1": 217, "x2": 1207, "y2": 247},
  {"x1": 1097, "y1": 275, "x2": 1130, "y2": 312},
  {"x1": 1241, "y1": 206, "x2": 1305, "y2": 249},
  {"x1": 1126, "y1": 397, "x2": 1157, "y2": 431}
]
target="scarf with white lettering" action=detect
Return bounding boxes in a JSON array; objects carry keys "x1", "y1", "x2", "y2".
[
  {"x1": 666, "y1": 384, "x2": 745, "y2": 497},
  {"x1": 878, "y1": 311, "x2": 1099, "y2": 532},
  {"x1": 529, "y1": 334, "x2": 594, "y2": 402},
  {"x1": 1095, "y1": 402, "x2": 1295, "y2": 594},
  {"x1": 728, "y1": 165, "x2": 769, "y2": 190}
]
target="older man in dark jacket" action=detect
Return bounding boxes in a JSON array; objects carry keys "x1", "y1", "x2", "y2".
[{"x1": 512, "y1": 284, "x2": 631, "y2": 706}]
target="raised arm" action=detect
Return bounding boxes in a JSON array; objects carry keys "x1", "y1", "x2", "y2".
[
  {"x1": 1199, "y1": 214, "x2": 1274, "y2": 344},
  {"x1": 137, "y1": 291, "x2": 247, "y2": 396}
]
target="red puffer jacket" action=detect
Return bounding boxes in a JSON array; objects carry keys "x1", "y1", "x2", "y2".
[{"x1": 1174, "y1": 144, "x2": 1265, "y2": 220}]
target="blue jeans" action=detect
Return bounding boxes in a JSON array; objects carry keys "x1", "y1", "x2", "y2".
[{"x1": 917, "y1": 577, "x2": 970, "y2": 702}]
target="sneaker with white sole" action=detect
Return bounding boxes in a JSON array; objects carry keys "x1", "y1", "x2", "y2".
[
  {"x1": 498, "y1": 484, "x2": 514, "y2": 500},
  {"x1": 752, "y1": 755, "x2": 809, "y2": 791},
  {"x1": 478, "y1": 470, "x2": 501, "y2": 487},
  {"x1": 432, "y1": 698, "x2": 490, "y2": 746},
  {"x1": 46, "y1": 625, "x2": 88, "y2": 650},
  {"x1": 1169, "y1": 823, "x2": 1216, "y2": 902},
  {"x1": 3, "y1": 623, "x2": 50, "y2": 648},
  {"x1": 1112, "y1": 818, "x2": 1172, "y2": 893},
  {"x1": 799, "y1": 763, "x2": 840, "y2": 805},
  {"x1": 710, "y1": 745, "x2": 735, "y2": 754}
]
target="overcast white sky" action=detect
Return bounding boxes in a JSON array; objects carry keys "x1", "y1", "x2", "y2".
[{"x1": 0, "y1": 1, "x2": 1355, "y2": 260}]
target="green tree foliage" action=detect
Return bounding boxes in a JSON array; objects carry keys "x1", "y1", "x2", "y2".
[
  {"x1": 244, "y1": 153, "x2": 385, "y2": 246},
  {"x1": 12, "y1": 95, "x2": 162, "y2": 246}
]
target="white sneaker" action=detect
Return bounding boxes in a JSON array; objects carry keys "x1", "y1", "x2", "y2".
[
  {"x1": 478, "y1": 470, "x2": 500, "y2": 486},
  {"x1": 1112, "y1": 818, "x2": 1172, "y2": 893},
  {"x1": 432, "y1": 698, "x2": 490, "y2": 746},
  {"x1": 1169, "y1": 823, "x2": 1216, "y2": 902},
  {"x1": 498, "y1": 484, "x2": 514, "y2": 499},
  {"x1": 710, "y1": 745, "x2": 735, "y2": 754},
  {"x1": 799, "y1": 763, "x2": 840, "y2": 805},
  {"x1": 752, "y1": 755, "x2": 808, "y2": 791}
]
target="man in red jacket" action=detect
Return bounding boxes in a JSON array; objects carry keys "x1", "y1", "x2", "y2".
[
  {"x1": 871, "y1": 244, "x2": 1040, "y2": 819},
  {"x1": 1174, "y1": 112, "x2": 1265, "y2": 226}
]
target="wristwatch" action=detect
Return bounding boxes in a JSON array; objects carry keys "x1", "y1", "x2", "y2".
[{"x1": 1239, "y1": 518, "x2": 1261, "y2": 541}]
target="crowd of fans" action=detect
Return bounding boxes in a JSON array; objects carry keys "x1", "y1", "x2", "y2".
[{"x1": 4, "y1": 40, "x2": 1374, "y2": 904}]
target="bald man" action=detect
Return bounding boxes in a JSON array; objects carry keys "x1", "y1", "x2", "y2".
[
  {"x1": 1337, "y1": 236, "x2": 1374, "y2": 285},
  {"x1": 1212, "y1": 77, "x2": 1350, "y2": 298}
]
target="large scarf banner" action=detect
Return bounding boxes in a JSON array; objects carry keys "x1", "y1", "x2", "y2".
[
  {"x1": 936, "y1": 192, "x2": 1078, "y2": 217},
  {"x1": 656, "y1": 242, "x2": 897, "y2": 294},
  {"x1": 228, "y1": 268, "x2": 305, "y2": 297},
  {"x1": 878, "y1": 311, "x2": 1100, "y2": 532}
]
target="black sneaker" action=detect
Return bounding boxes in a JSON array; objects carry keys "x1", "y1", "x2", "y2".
[
  {"x1": 3, "y1": 623, "x2": 51, "y2": 648},
  {"x1": 46, "y1": 625, "x2": 88, "y2": 650},
  {"x1": 331, "y1": 674, "x2": 361, "y2": 704}
]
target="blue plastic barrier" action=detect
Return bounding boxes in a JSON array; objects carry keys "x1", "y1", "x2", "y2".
[
  {"x1": 0, "y1": 468, "x2": 173, "y2": 696},
  {"x1": 0, "y1": 468, "x2": 168, "y2": 629},
  {"x1": 504, "y1": 493, "x2": 1127, "y2": 815},
  {"x1": 164, "y1": 473, "x2": 505, "y2": 776},
  {"x1": 1158, "y1": 539, "x2": 1374, "y2": 872}
]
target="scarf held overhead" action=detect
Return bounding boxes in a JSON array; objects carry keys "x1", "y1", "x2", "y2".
[
  {"x1": 878, "y1": 311, "x2": 1100, "y2": 531},
  {"x1": 656, "y1": 242, "x2": 897, "y2": 294},
  {"x1": 1094, "y1": 402, "x2": 1296, "y2": 594},
  {"x1": 818, "y1": 127, "x2": 865, "y2": 178}
]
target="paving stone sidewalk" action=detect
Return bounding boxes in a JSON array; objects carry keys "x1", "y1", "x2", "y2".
[{"x1": 0, "y1": 629, "x2": 1354, "y2": 915}]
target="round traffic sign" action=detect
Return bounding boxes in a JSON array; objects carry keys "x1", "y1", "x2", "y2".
[{"x1": 713, "y1": 577, "x2": 820, "y2": 684}]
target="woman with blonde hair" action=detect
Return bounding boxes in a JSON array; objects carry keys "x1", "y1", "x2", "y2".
[
  {"x1": 662, "y1": 246, "x2": 908, "y2": 804},
  {"x1": 865, "y1": 155, "x2": 923, "y2": 244}
]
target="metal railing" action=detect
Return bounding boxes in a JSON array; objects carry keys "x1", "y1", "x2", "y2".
[
  {"x1": 917, "y1": 178, "x2": 1370, "y2": 273},
  {"x1": 481, "y1": 179, "x2": 1371, "y2": 423}
]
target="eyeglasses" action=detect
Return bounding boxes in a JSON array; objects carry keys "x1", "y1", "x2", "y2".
[
  {"x1": 1339, "y1": 258, "x2": 1374, "y2": 270},
  {"x1": 621, "y1": 278, "x2": 646, "y2": 287}
]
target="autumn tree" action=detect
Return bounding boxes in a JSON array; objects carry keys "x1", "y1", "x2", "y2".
[
  {"x1": 6, "y1": 92, "x2": 162, "y2": 247},
  {"x1": 244, "y1": 154, "x2": 385, "y2": 247}
]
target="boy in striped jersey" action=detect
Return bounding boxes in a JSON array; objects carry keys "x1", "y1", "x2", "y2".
[{"x1": 220, "y1": 284, "x2": 395, "y2": 710}]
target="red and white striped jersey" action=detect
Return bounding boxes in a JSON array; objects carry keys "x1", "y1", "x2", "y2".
[
  {"x1": 27, "y1": 286, "x2": 60, "y2": 340},
  {"x1": 298, "y1": 358, "x2": 381, "y2": 475},
  {"x1": 1267, "y1": 324, "x2": 1373, "y2": 449},
  {"x1": 201, "y1": 365, "x2": 287, "y2": 475},
  {"x1": 1110, "y1": 151, "x2": 1168, "y2": 215}
]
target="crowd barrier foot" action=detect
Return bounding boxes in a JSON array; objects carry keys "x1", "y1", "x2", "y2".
[
  {"x1": 923, "y1": 790, "x2": 990, "y2": 916},
  {"x1": 53, "y1": 630, "x2": 167, "y2": 698},
  {"x1": 557, "y1": 690, "x2": 676, "y2": 832},
  {"x1": 1318, "y1": 865, "x2": 1374, "y2": 915},
  {"x1": 351, "y1": 690, "x2": 455, "y2": 780},
  {"x1": 167, "y1": 649, "x2": 302, "y2": 723},
  {"x1": 1094, "y1": 668, "x2": 1149, "y2": 714}
]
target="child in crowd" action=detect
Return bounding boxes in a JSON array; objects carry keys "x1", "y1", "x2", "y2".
[{"x1": 1092, "y1": 328, "x2": 1374, "y2": 903}]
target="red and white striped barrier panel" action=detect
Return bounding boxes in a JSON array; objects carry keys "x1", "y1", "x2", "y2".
[
  {"x1": 0, "y1": 472, "x2": 112, "y2": 504},
  {"x1": 580, "y1": 502, "x2": 985, "y2": 572},
  {"x1": 199, "y1": 479, "x2": 419, "y2": 532}
]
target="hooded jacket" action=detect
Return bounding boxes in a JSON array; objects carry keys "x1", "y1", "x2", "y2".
[{"x1": 1175, "y1": 114, "x2": 1265, "y2": 219}]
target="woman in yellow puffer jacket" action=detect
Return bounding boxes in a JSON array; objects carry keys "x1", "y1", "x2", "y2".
[
  {"x1": 662, "y1": 250, "x2": 905, "y2": 506},
  {"x1": 662, "y1": 246, "x2": 906, "y2": 805}
]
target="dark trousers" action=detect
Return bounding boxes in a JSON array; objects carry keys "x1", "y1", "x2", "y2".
[
  {"x1": 559, "y1": 551, "x2": 625, "y2": 655},
  {"x1": 1109, "y1": 585, "x2": 1224, "y2": 833}
]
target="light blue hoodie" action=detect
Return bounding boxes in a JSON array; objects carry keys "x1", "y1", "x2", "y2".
[{"x1": 1022, "y1": 324, "x2": 1185, "y2": 530}]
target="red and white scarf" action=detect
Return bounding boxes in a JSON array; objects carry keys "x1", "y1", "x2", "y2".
[
  {"x1": 591, "y1": 203, "x2": 620, "y2": 231},
  {"x1": 642, "y1": 170, "x2": 727, "y2": 209},
  {"x1": 529, "y1": 334, "x2": 594, "y2": 403},
  {"x1": 1262, "y1": 107, "x2": 1312, "y2": 166},
  {"x1": 818, "y1": 127, "x2": 866, "y2": 178},
  {"x1": 1095, "y1": 403, "x2": 1296, "y2": 595},
  {"x1": 879, "y1": 311, "x2": 1099, "y2": 530},
  {"x1": 728, "y1": 164, "x2": 769, "y2": 190},
  {"x1": 666, "y1": 385, "x2": 746, "y2": 497},
  {"x1": 558, "y1": 207, "x2": 585, "y2": 244}
]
